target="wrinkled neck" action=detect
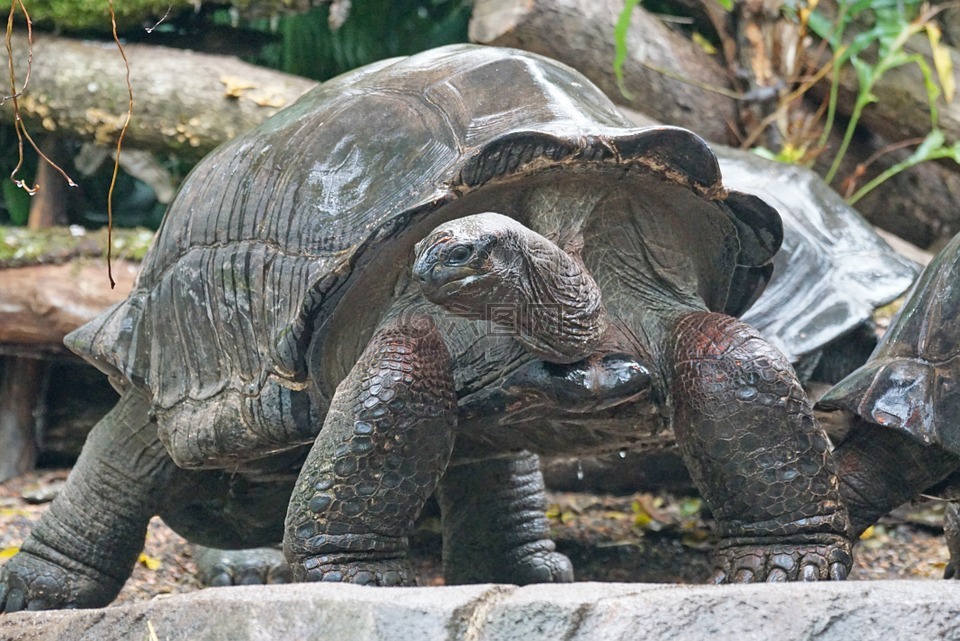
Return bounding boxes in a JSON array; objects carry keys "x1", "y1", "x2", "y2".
[{"x1": 498, "y1": 228, "x2": 607, "y2": 364}]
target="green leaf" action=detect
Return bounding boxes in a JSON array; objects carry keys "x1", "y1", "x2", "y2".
[
  {"x1": 850, "y1": 56, "x2": 875, "y2": 95},
  {"x1": 715, "y1": 0, "x2": 733, "y2": 10},
  {"x1": 2, "y1": 180, "x2": 30, "y2": 226},
  {"x1": 928, "y1": 23, "x2": 955, "y2": 103},
  {"x1": 913, "y1": 129, "x2": 947, "y2": 160},
  {"x1": 613, "y1": 0, "x2": 642, "y2": 100},
  {"x1": 805, "y1": 11, "x2": 836, "y2": 44}
]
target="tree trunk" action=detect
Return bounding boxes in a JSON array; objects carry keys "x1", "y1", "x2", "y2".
[
  {"x1": 27, "y1": 136, "x2": 72, "y2": 228},
  {"x1": 0, "y1": 260, "x2": 137, "y2": 348},
  {"x1": 0, "y1": 357, "x2": 42, "y2": 482},
  {"x1": 469, "y1": 0, "x2": 740, "y2": 145},
  {"x1": 1, "y1": 32, "x2": 318, "y2": 161}
]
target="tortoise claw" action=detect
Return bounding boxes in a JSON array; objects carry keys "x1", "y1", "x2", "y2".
[
  {"x1": 295, "y1": 557, "x2": 417, "y2": 586},
  {"x1": 710, "y1": 537, "x2": 852, "y2": 583},
  {"x1": 829, "y1": 561, "x2": 849, "y2": 581},
  {"x1": 194, "y1": 546, "x2": 291, "y2": 588},
  {"x1": 766, "y1": 567, "x2": 788, "y2": 582}
]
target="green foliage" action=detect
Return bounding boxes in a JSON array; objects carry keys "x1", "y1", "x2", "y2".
[
  {"x1": 1, "y1": 177, "x2": 30, "y2": 225},
  {"x1": 252, "y1": 0, "x2": 472, "y2": 82},
  {"x1": 0, "y1": 0, "x2": 199, "y2": 32},
  {"x1": 613, "y1": 0, "x2": 956, "y2": 201},
  {"x1": 798, "y1": 0, "x2": 956, "y2": 198},
  {"x1": 847, "y1": 128, "x2": 960, "y2": 204},
  {"x1": 613, "y1": 0, "x2": 642, "y2": 99},
  {"x1": 0, "y1": 125, "x2": 35, "y2": 226}
]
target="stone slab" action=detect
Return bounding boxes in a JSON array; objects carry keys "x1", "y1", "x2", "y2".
[{"x1": 2, "y1": 581, "x2": 959, "y2": 641}]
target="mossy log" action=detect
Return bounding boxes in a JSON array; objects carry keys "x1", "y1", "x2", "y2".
[
  {"x1": 1, "y1": 31, "x2": 318, "y2": 161},
  {"x1": 0, "y1": 226, "x2": 144, "y2": 348},
  {"x1": 0, "y1": 0, "x2": 329, "y2": 33}
]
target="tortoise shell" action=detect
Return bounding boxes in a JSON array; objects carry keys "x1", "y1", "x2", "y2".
[
  {"x1": 818, "y1": 231, "x2": 960, "y2": 453},
  {"x1": 66, "y1": 45, "x2": 779, "y2": 468}
]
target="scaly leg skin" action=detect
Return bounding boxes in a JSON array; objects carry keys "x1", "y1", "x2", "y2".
[
  {"x1": 670, "y1": 311, "x2": 852, "y2": 583},
  {"x1": 193, "y1": 545, "x2": 291, "y2": 586},
  {"x1": 284, "y1": 316, "x2": 457, "y2": 585},
  {"x1": 437, "y1": 452, "x2": 573, "y2": 585},
  {"x1": 832, "y1": 422, "x2": 959, "y2": 539},
  {"x1": 0, "y1": 388, "x2": 174, "y2": 612}
]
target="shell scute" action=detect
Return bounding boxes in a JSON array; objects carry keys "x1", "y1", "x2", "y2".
[{"x1": 819, "y1": 232, "x2": 960, "y2": 453}]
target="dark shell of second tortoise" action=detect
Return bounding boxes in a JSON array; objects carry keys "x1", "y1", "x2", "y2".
[{"x1": 818, "y1": 231, "x2": 960, "y2": 454}]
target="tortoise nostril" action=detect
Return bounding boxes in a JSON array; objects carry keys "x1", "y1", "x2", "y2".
[{"x1": 414, "y1": 265, "x2": 430, "y2": 285}]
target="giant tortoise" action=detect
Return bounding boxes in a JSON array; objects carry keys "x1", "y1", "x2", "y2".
[{"x1": 0, "y1": 45, "x2": 853, "y2": 611}]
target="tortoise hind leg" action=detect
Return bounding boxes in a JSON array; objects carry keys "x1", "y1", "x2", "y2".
[
  {"x1": 670, "y1": 311, "x2": 852, "y2": 582},
  {"x1": 0, "y1": 388, "x2": 175, "y2": 611},
  {"x1": 945, "y1": 503, "x2": 960, "y2": 579},
  {"x1": 284, "y1": 315, "x2": 457, "y2": 585},
  {"x1": 437, "y1": 452, "x2": 573, "y2": 585}
]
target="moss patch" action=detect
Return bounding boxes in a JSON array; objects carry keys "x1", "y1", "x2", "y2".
[
  {"x1": 0, "y1": 0, "x2": 200, "y2": 32},
  {"x1": 0, "y1": 225, "x2": 153, "y2": 267}
]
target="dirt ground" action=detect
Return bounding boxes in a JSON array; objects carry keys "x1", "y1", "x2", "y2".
[{"x1": 0, "y1": 468, "x2": 950, "y2": 607}]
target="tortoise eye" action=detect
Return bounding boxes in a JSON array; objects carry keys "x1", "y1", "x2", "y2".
[{"x1": 445, "y1": 244, "x2": 474, "y2": 265}]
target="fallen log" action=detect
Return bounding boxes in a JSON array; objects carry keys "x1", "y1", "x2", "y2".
[
  {"x1": 0, "y1": 259, "x2": 137, "y2": 349},
  {"x1": 1, "y1": 32, "x2": 318, "y2": 161}
]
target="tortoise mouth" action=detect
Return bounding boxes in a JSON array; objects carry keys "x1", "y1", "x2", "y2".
[{"x1": 418, "y1": 269, "x2": 493, "y2": 305}]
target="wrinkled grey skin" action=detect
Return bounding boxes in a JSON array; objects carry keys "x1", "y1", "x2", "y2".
[{"x1": 0, "y1": 45, "x2": 854, "y2": 612}]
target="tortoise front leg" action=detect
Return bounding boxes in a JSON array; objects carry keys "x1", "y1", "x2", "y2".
[
  {"x1": 0, "y1": 388, "x2": 174, "y2": 611},
  {"x1": 670, "y1": 311, "x2": 852, "y2": 582},
  {"x1": 437, "y1": 452, "x2": 573, "y2": 585},
  {"x1": 284, "y1": 316, "x2": 457, "y2": 585}
]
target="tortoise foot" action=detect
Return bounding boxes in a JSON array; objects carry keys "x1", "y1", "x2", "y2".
[
  {"x1": 0, "y1": 550, "x2": 120, "y2": 612},
  {"x1": 293, "y1": 557, "x2": 417, "y2": 586},
  {"x1": 945, "y1": 561, "x2": 960, "y2": 580},
  {"x1": 708, "y1": 537, "x2": 852, "y2": 583},
  {"x1": 193, "y1": 546, "x2": 292, "y2": 587},
  {"x1": 507, "y1": 550, "x2": 574, "y2": 585}
]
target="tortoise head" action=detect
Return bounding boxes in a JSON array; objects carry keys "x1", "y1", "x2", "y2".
[
  {"x1": 413, "y1": 212, "x2": 522, "y2": 308},
  {"x1": 413, "y1": 212, "x2": 608, "y2": 364}
]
